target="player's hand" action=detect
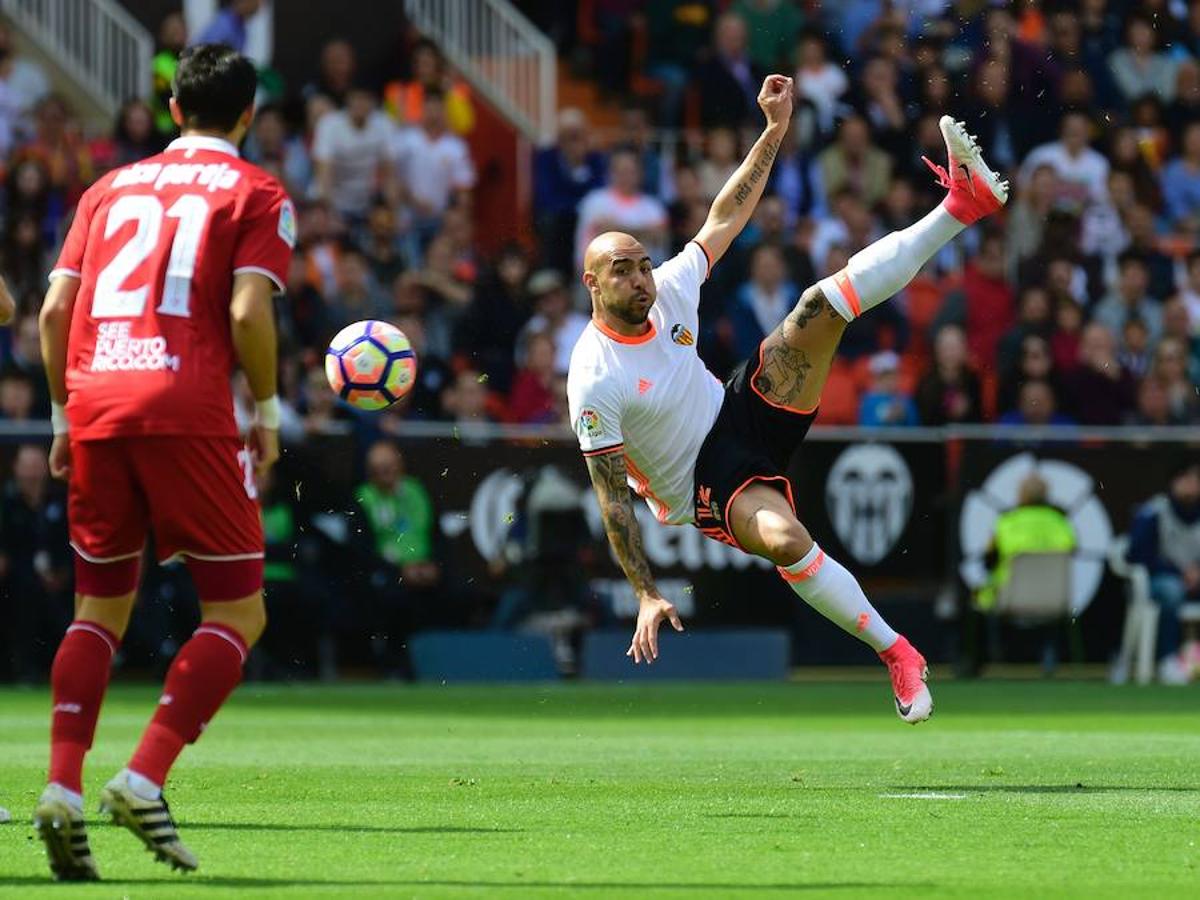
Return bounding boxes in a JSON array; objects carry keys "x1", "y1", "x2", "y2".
[
  {"x1": 248, "y1": 425, "x2": 280, "y2": 477},
  {"x1": 627, "y1": 594, "x2": 684, "y2": 664},
  {"x1": 48, "y1": 434, "x2": 71, "y2": 480},
  {"x1": 758, "y1": 74, "x2": 794, "y2": 127}
]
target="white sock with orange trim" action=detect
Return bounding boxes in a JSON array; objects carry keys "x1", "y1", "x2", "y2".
[
  {"x1": 778, "y1": 543, "x2": 899, "y2": 652},
  {"x1": 817, "y1": 206, "x2": 964, "y2": 322}
]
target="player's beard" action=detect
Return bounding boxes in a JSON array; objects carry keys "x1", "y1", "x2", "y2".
[{"x1": 610, "y1": 293, "x2": 653, "y2": 325}]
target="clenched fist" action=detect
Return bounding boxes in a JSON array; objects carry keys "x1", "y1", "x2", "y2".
[{"x1": 758, "y1": 74, "x2": 794, "y2": 127}]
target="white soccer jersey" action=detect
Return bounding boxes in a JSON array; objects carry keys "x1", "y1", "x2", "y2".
[{"x1": 567, "y1": 241, "x2": 725, "y2": 525}]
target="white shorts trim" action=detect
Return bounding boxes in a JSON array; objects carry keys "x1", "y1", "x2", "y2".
[
  {"x1": 160, "y1": 549, "x2": 265, "y2": 564},
  {"x1": 70, "y1": 542, "x2": 143, "y2": 564},
  {"x1": 232, "y1": 266, "x2": 285, "y2": 292}
]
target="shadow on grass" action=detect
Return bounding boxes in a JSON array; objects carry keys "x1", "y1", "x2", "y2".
[
  {"x1": 183, "y1": 823, "x2": 521, "y2": 834},
  {"x1": 892, "y1": 784, "x2": 1200, "y2": 794},
  {"x1": 0, "y1": 876, "x2": 900, "y2": 890}
]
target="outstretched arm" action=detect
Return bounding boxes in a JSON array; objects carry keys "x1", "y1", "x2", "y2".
[
  {"x1": 585, "y1": 450, "x2": 683, "y2": 663},
  {"x1": 694, "y1": 74, "x2": 793, "y2": 267}
]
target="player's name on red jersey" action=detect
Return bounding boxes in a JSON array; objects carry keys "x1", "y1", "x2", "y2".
[
  {"x1": 110, "y1": 159, "x2": 243, "y2": 193},
  {"x1": 54, "y1": 135, "x2": 295, "y2": 440}
]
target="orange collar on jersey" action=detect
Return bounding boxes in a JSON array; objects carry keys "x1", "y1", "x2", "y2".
[
  {"x1": 592, "y1": 315, "x2": 656, "y2": 345},
  {"x1": 166, "y1": 135, "x2": 241, "y2": 158}
]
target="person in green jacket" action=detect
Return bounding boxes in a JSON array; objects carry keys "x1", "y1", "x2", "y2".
[
  {"x1": 150, "y1": 13, "x2": 186, "y2": 136},
  {"x1": 977, "y1": 473, "x2": 1077, "y2": 611},
  {"x1": 354, "y1": 440, "x2": 440, "y2": 678}
]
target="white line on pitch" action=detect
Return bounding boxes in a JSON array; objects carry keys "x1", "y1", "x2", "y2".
[{"x1": 878, "y1": 792, "x2": 968, "y2": 800}]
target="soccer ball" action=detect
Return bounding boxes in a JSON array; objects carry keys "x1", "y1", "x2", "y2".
[{"x1": 325, "y1": 320, "x2": 418, "y2": 411}]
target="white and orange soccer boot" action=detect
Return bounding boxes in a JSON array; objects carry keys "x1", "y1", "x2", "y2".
[
  {"x1": 923, "y1": 115, "x2": 1009, "y2": 226},
  {"x1": 879, "y1": 635, "x2": 933, "y2": 724}
]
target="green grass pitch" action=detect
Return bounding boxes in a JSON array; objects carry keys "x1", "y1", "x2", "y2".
[{"x1": 1, "y1": 681, "x2": 1198, "y2": 898}]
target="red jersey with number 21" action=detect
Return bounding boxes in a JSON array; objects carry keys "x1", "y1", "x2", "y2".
[{"x1": 52, "y1": 135, "x2": 295, "y2": 440}]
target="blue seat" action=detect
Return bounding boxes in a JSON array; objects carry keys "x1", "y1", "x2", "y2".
[
  {"x1": 581, "y1": 629, "x2": 790, "y2": 680},
  {"x1": 409, "y1": 632, "x2": 560, "y2": 682}
]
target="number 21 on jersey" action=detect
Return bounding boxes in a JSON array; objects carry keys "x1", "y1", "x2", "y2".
[{"x1": 92, "y1": 194, "x2": 210, "y2": 319}]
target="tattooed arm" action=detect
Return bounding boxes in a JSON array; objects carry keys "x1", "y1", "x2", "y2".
[
  {"x1": 695, "y1": 74, "x2": 794, "y2": 266},
  {"x1": 585, "y1": 450, "x2": 683, "y2": 663}
]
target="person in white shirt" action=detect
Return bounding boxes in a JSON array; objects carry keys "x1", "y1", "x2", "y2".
[
  {"x1": 393, "y1": 87, "x2": 475, "y2": 250},
  {"x1": 1019, "y1": 111, "x2": 1110, "y2": 214},
  {"x1": 574, "y1": 148, "x2": 668, "y2": 270},
  {"x1": 312, "y1": 85, "x2": 396, "y2": 222},
  {"x1": 570, "y1": 77, "x2": 1009, "y2": 724},
  {"x1": 515, "y1": 269, "x2": 590, "y2": 375}
]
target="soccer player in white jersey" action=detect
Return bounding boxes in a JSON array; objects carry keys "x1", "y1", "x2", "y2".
[{"x1": 568, "y1": 74, "x2": 1007, "y2": 723}]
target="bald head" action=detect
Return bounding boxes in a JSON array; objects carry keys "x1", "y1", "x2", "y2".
[{"x1": 584, "y1": 231, "x2": 647, "y2": 275}]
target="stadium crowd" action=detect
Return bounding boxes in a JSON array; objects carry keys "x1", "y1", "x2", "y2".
[{"x1": 1, "y1": 1, "x2": 1200, "y2": 678}]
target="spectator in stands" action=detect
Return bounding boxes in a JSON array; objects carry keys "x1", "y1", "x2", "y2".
[
  {"x1": 326, "y1": 247, "x2": 391, "y2": 327},
  {"x1": 359, "y1": 202, "x2": 406, "y2": 288},
  {"x1": 795, "y1": 30, "x2": 848, "y2": 135},
  {"x1": 1121, "y1": 204, "x2": 1175, "y2": 300},
  {"x1": 957, "y1": 232, "x2": 1015, "y2": 367},
  {"x1": 1166, "y1": 58, "x2": 1200, "y2": 133},
  {"x1": 394, "y1": 88, "x2": 476, "y2": 258},
  {"x1": 853, "y1": 55, "x2": 908, "y2": 164},
  {"x1": 1, "y1": 213, "x2": 51, "y2": 302},
  {"x1": 1118, "y1": 317, "x2": 1153, "y2": 381},
  {"x1": 1108, "y1": 11, "x2": 1178, "y2": 105},
  {"x1": 516, "y1": 270, "x2": 589, "y2": 377},
  {"x1": 999, "y1": 379, "x2": 1075, "y2": 427},
  {"x1": 916, "y1": 324, "x2": 982, "y2": 426},
  {"x1": 191, "y1": 0, "x2": 261, "y2": 53},
  {"x1": 305, "y1": 39, "x2": 356, "y2": 106},
  {"x1": 1093, "y1": 252, "x2": 1164, "y2": 344},
  {"x1": 733, "y1": 0, "x2": 803, "y2": 72},
  {"x1": 1128, "y1": 460, "x2": 1200, "y2": 685},
  {"x1": 692, "y1": 12, "x2": 765, "y2": 129},
  {"x1": 1151, "y1": 336, "x2": 1200, "y2": 424},
  {"x1": 385, "y1": 37, "x2": 474, "y2": 135},
  {"x1": 1108, "y1": 127, "x2": 1162, "y2": 214},
  {"x1": 354, "y1": 440, "x2": 439, "y2": 677},
  {"x1": 1163, "y1": 121, "x2": 1200, "y2": 235},
  {"x1": 728, "y1": 243, "x2": 796, "y2": 360},
  {"x1": 697, "y1": 128, "x2": 740, "y2": 203},
  {"x1": 1065, "y1": 321, "x2": 1137, "y2": 425},
  {"x1": 642, "y1": 0, "x2": 714, "y2": 126},
  {"x1": 1160, "y1": 297, "x2": 1200, "y2": 382},
  {"x1": 508, "y1": 332, "x2": 561, "y2": 425},
  {"x1": 4, "y1": 313, "x2": 47, "y2": 414},
  {"x1": 457, "y1": 243, "x2": 532, "y2": 394},
  {"x1": 1020, "y1": 111, "x2": 1109, "y2": 213},
  {"x1": 534, "y1": 108, "x2": 606, "y2": 277},
  {"x1": 616, "y1": 105, "x2": 664, "y2": 198},
  {"x1": 312, "y1": 84, "x2": 396, "y2": 226},
  {"x1": 150, "y1": 12, "x2": 186, "y2": 135},
  {"x1": 998, "y1": 333, "x2": 1060, "y2": 414},
  {"x1": 244, "y1": 104, "x2": 313, "y2": 201},
  {"x1": 814, "y1": 114, "x2": 892, "y2": 213},
  {"x1": 997, "y1": 286, "x2": 1055, "y2": 374},
  {"x1": 858, "y1": 350, "x2": 918, "y2": 427},
  {"x1": 0, "y1": 445, "x2": 70, "y2": 683},
  {"x1": 441, "y1": 368, "x2": 498, "y2": 440},
  {"x1": 389, "y1": 314, "x2": 450, "y2": 422},
  {"x1": 962, "y1": 56, "x2": 1021, "y2": 171},
  {"x1": 574, "y1": 147, "x2": 667, "y2": 269},
  {"x1": 0, "y1": 367, "x2": 35, "y2": 422},
  {"x1": 1129, "y1": 372, "x2": 1174, "y2": 426}
]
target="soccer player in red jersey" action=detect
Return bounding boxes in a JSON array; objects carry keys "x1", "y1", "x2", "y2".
[{"x1": 32, "y1": 44, "x2": 294, "y2": 880}]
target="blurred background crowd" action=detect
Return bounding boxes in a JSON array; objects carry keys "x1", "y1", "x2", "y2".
[{"x1": 0, "y1": 0, "x2": 1198, "y2": 681}]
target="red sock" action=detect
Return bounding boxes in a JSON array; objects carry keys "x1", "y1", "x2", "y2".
[
  {"x1": 49, "y1": 621, "x2": 120, "y2": 793},
  {"x1": 128, "y1": 624, "x2": 247, "y2": 786}
]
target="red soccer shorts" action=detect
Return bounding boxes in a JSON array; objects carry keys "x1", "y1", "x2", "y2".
[{"x1": 69, "y1": 436, "x2": 264, "y2": 600}]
